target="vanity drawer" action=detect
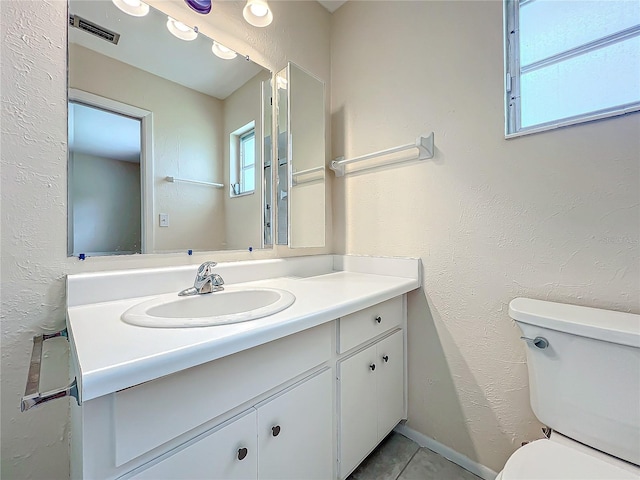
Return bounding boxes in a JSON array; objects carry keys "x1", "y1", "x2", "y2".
[
  {"x1": 338, "y1": 296, "x2": 402, "y2": 353},
  {"x1": 113, "y1": 322, "x2": 332, "y2": 467}
]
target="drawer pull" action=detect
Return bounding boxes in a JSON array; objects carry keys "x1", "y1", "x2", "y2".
[
  {"x1": 369, "y1": 363, "x2": 376, "y2": 371},
  {"x1": 375, "y1": 316, "x2": 382, "y2": 324},
  {"x1": 382, "y1": 355, "x2": 389, "y2": 363},
  {"x1": 272, "y1": 425, "x2": 281, "y2": 437},
  {"x1": 21, "y1": 328, "x2": 80, "y2": 412},
  {"x1": 237, "y1": 447, "x2": 248, "y2": 460}
]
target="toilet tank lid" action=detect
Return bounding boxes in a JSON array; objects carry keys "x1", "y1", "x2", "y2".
[{"x1": 509, "y1": 298, "x2": 640, "y2": 348}]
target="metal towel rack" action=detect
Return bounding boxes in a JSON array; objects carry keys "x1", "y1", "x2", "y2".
[
  {"x1": 165, "y1": 176, "x2": 224, "y2": 188},
  {"x1": 21, "y1": 328, "x2": 80, "y2": 411},
  {"x1": 330, "y1": 132, "x2": 434, "y2": 177}
]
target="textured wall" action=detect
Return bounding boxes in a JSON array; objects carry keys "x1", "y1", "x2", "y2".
[
  {"x1": 0, "y1": 1, "x2": 330, "y2": 478},
  {"x1": 330, "y1": 0, "x2": 640, "y2": 473}
]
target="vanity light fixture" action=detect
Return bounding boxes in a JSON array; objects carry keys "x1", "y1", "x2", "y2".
[
  {"x1": 166, "y1": 17, "x2": 198, "y2": 41},
  {"x1": 111, "y1": 0, "x2": 149, "y2": 17},
  {"x1": 212, "y1": 41, "x2": 237, "y2": 60},
  {"x1": 242, "y1": 0, "x2": 273, "y2": 27},
  {"x1": 184, "y1": 0, "x2": 211, "y2": 15}
]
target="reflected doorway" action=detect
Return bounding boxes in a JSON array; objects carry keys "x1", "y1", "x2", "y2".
[{"x1": 68, "y1": 90, "x2": 152, "y2": 256}]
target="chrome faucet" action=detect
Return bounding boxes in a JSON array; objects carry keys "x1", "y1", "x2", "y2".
[{"x1": 178, "y1": 261, "x2": 225, "y2": 296}]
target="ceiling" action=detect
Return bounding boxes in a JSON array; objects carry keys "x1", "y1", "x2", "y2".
[
  {"x1": 68, "y1": 0, "x2": 266, "y2": 100},
  {"x1": 317, "y1": 1, "x2": 348, "y2": 13},
  {"x1": 69, "y1": 103, "x2": 141, "y2": 162}
]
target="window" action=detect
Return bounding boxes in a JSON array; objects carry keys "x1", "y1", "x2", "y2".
[
  {"x1": 230, "y1": 123, "x2": 256, "y2": 196},
  {"x1": 505, "y1": 0, "x2": 640, "y2": 136}
]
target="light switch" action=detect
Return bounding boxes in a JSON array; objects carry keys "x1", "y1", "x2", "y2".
[{"x1": 159, "y1": 213, "x2": 169, "y2": 227}]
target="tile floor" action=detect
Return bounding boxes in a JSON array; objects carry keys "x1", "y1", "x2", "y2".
[{"x1": 348, "y1": 432, "x2": 482, "y2": 480}]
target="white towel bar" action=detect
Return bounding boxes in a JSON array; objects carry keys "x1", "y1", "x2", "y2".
[
  {"x1": 291, "y1": 166, "x2": 325, "y2": 186},
  {"x1": 330, "y1": 133, "x2": 434, "y2": 177},
  {"x1": 165, "y1": 176, "x2": 224, "y2": 188},
  {"x1": 292, "y1": 166, "x2": 325, "y2": 176}
]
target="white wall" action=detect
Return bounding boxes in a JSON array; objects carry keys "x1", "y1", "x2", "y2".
[
  {"x1": 331, "y1": 1, "x2": 640, "y2": 473},
  {"x1": 70, "y1": 153, "x2": 141, "y2": 254},
  {"x1": 69, "y1": 44, "x2": 227, "y2": 253},
  {"x1": 0, "y1": 1, "x2": 331, "y2": 478}
]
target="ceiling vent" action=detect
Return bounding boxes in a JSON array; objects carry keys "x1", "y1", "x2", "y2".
[{"x1": 69, "y1": 14, "x2": 120, "y2": 45}]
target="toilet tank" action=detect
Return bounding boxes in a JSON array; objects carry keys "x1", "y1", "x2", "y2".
[{"x1": 509, "y1": 298, "x2": 640, "y2": 466}]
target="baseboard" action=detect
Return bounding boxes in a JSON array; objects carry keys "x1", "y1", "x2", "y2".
[{"x1": 394, "y1": 424, "x2": 498, "y2": 480}]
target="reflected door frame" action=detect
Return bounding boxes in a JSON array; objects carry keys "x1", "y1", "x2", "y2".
[{"x1": 68, "y1": 89, "x2": 154, "y2": 254}]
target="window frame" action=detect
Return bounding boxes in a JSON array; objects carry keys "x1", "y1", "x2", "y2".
[
  {"x1": 504, "y1": 0, "x2": 640, "y2": 138},
  {"x1": 229, "y1": 121, "x2": 256, "y2": 198},
  {"x1": 238, "y1": 129, "x2": 256, "y2": 195}
]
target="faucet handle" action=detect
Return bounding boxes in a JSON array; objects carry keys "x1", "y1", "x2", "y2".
[
  {"x1": 211, "y1": 273, "x2": 224, "y2": 287},
  {"x1": 196, "y1": 261, "x2": 218, "y2": 278}
]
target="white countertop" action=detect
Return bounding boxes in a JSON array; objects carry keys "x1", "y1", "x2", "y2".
[{"x1": 67, "y1": 255, "x2": 421, "y2": 401}]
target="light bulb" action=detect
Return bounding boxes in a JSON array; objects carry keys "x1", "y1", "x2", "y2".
[
  {"x1": 243, "y1": 0, "x2": 273, "y2": 27},
  {"x1": 112, "y1": 0, "x2": 149, "y2": 17},
  {"x1": 166, "y1": 17, "x2": 198, "y2": 41},
  {"x1": 250, "y1": 3, "x2": 268, "y2": 17},
  {"x1": 277, "y1": 76, "x2": 288, "y2": 90},
  {"x1": 212, "y1": 41, "x2": 237, "y2": 60}
]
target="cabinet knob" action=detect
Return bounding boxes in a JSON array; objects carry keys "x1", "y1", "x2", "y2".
[
  {"x1": 272, "y1": 425, "x2": 281, "y2": 437},
  {"x1": 369, "y1": 363, "x2": 376, "y2": 371},
  {"x1": 375, "y1": 316, "x2": 382, "y2": 324},
  {"x1": 237, "y1": 447, "x2": 248, "y2": 461},
  {"x1": 382, "y1": 355, "x2": 389, "y2": 363}
]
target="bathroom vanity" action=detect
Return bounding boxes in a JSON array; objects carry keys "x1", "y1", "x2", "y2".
[{"x1": 66, "y1": 255, "x2": 420, "y2": 479}]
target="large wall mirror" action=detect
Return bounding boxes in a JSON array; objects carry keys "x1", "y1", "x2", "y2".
[
  {"x1": 276, "y1": 62, "x2": 326, "y2": 248},
  {"x1": 67, "y1": 0, "x2": 273, "y2": 256}
]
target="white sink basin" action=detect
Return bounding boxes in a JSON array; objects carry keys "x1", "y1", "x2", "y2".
[{"x1": 121, "y1": 286, "x2": 296, "y2": 328}]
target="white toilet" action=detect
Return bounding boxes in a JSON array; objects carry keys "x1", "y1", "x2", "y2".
[{"x1": 497, "y1": 297, "x2": 640, "y2": 480}]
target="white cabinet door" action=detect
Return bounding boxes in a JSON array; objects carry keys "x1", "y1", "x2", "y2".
[
  {"x1": 376, "y1": 330, "x2": 404, "y2": 438},
  {"x1": 130, "y1": 410, "x2": 257, "y2": 480},
  {"x1": 338, "y1": 329, "x2": 405, "y2": 479},
  {"x1": 338, "y1": 344, "x2": 378, "y2": 479},
  {"x1": 257, "y1": 369, "x2": 333, "y2": 480}
]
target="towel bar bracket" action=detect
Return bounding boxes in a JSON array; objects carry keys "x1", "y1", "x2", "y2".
[
  {"x1": 21, "y1": 328, "x2": 80, "y2": 412},
  {"x1": 330, "y1": 157, "x2": 346, "y2": 177},
  {"x1": 416, "y1": 132, "x2": 435, "y2": 160}
]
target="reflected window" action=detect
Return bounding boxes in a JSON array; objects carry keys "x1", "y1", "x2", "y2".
[{"x1": 230, "y1": 121, "x2": 256, "y2": 196}]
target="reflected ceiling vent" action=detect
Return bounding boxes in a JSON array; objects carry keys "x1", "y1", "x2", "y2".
[{"x1": 69, "y1": 14, "x2": 120, "y2": 45}]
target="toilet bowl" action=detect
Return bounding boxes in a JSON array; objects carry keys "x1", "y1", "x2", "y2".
[
  {"x1": 497, "y1": 298, "x2": 640, "y2": 480},
  {"x1": 497, "y1": 434, "x2": 640, "y2": 479}
]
